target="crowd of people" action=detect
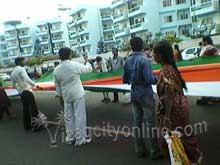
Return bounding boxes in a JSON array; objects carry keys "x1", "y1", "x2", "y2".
[{"x1": 1, "y1": 35, "x2": 220, "y2": 164}]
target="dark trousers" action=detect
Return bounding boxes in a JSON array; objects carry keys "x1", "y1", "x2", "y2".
[
  {"x1": 0, "y1": 88, "x2": 11, "y2": 118},
  {"x1": 20, "y1": 90, "x2": 38, "y2": 130},
  {"x1": 113, "y1": 92, "x2": 119, "y2": 101},
  {"x1": 0, "y1": 106, "x2": 11, "y2": 118}
]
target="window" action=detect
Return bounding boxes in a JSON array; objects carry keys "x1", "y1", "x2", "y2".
[
  {"x1": 165, "y1": 31, "x2": 176, "y2": 36},
  {"x1": 178, "y1": 11, "x2": 189, "y2": 20},
  {"x1": 191, "y1": 0, "x2": 196, "y2": 5},
  {"x1": 185, "y1": 48, "x2": 196, "y2": 54},
  {"x1": 164, "y1": 16, "x2": 173, "y2": 23},
  {"x1": 202, "y1": 17, "x2": 213, "y2": 25},
  {"x1": 176, "y1": 0, "x2": 186, "y2": 5},
  {"x1": 163, "y1": 0, "x2": 172, "y2": 7},
  {"x1": 181, "y1": 28, "x2": 190, "y2": 35}
]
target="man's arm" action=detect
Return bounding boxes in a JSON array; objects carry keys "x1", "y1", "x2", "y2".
[
  {"x1": 21, "y1": 68, "x2": 35, "y2": 87},
  {"x1": 73, "y1": 62, "x2": 92, "y2": 74},
  {"x1": 54, "y1": 76, "x2": 62, "y2": 97},
  {"x1": 142, "y1": 59, "x2": 157, "y2": 85}
]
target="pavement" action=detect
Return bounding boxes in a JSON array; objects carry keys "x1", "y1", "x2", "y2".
[{"x1": 0, "y1": 91, "x2": 220, "y2": 165}]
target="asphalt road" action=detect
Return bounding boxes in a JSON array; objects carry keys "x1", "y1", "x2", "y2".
[{"x1": 0, "y1": 91, "x2": 220, "y2": 165}]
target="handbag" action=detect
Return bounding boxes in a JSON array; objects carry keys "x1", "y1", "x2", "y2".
[{"x1": 165, "y1": 131, "x2": 190, "y2": 165}]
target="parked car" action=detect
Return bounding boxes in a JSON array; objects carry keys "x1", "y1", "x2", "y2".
[
  {"x1": 0, "y1": 73, "x2": 11, "y2": 81},
  {"x1": 181, "y1": 46, "x2": 201, "y2": 60}
]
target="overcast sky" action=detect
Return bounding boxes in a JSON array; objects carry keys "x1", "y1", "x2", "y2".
[{"x1": 0, "y1": 0, "x2": 112, "y2": 32}]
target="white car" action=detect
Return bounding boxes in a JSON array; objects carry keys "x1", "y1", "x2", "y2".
[
  {"x1": 181, "y1": 47, "x2": 201, "y2": 60},
  {"x1": 0, "y1": 73, "x2": 11, "y2": 81}
]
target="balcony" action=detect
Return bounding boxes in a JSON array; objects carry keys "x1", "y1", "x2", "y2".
[
  {"x1": 7, "y1": 45, "x2": 17, "y2": 50},
  {"x1": 78, "y1": 28, "x2": 88, "y2": 35},
  {"x1": 191, "y1": 1, "x2": 219, "y2": 16},
  {"x1": 111, "y1": 0, "x2": 126, "y2": 8},
  {"x1": 104, "y1": 38, "x2": 115, "y2": 44},
  {"x1": 113, "y1": 13, "x2": 128, "y2": 23},
  {"x1": 130, "y1": 23, "x2": 146, "y2": 33},
  {"x1": 40, "y1": 40, "x2": 49, "y2": 45},
  {"x1": 79, "y1": 40, "x2": 90, "y2": 47},
  {"x1": 101, "y1": 15, "x2": 112, "y2": 21},
  {"x1": 128, "y1": 6, "x2": 146, "y2": 18},
  {"x1": 5, "y1": 36, "x2": 16, "y2": 41},
  {"x1": 114, "y1": 28, "x2": 130, "y2": 38},
  {"x1": 38, "y1": 31, "x2": 48, "y2": 36},
  {"x1": 52, "y1": 38, "x2": 65, "y2": 43},
  {"x1": 70, "y1": 31, "x2": 77, "y2": 38},
  {"x1": 51, "y1": 29, "x2": 63, "y2": 33},
  {"x1": 19, "y1": 34, "x2": 30, "y2": 39},
  {"x1": 20, "y1": 43, "x2": 32, "y2": 48},
  {"x1": 103, "y1": 27, "x2": 114, "y2": 32},
  {"x1": 68, "y1": 20, "x2": 76, "y2": 27}
]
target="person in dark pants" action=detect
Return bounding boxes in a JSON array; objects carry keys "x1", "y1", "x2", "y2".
[
  {"x1": 0, "y1": 82, "x2": 12, "y2": 120},
  {"x1": 123, "y1": 37, "x2": 162, "y2": 159},
  {"x1": 111, "y1": 47, "x2": 124, "y2": 102},
  {"x1": 11, "y1": 57, "x2": 41, "y2": 131}
]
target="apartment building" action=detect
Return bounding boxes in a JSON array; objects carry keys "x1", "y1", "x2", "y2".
[
  {"x1": 2, "y1": 21, "x2": 37, "y2": 64},
  {"x1": 0, "y1": 35, "x2": 8, "y2": 65},
  {"x1": 190, "y1": 0, "x2": 220, "y2": 35},
  {"x1": 36, "y1": 18, "x2": 70, "y2": 56},
  {"x1": 159, "y1": 0, "x2": 192, "y2": 39},
  {"x1": 99, "y1": 7, "x2": 116, "y2": 51},
  {"x1": 68, "y1": 7, "x2": 101, "y2": 55},
  {"x1": 111, "y1": 0, "x2": 160, "y2": 48}
]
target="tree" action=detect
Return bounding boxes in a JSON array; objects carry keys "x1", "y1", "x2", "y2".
[{"x1": 165, "y1": 34, "x2": 183, "y2": 44}]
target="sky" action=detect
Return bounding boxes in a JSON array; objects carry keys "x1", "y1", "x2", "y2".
[{"x1": 0, "y1": 0, "x2": 112, "y2": 32}]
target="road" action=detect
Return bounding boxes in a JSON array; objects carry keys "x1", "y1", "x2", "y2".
[{"x1": 0, "y1": 91, "x2": 219, "y2": 165}]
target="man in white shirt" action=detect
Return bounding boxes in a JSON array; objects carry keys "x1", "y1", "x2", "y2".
[
  {"x1": 53, "y1": 47, "x2": 92, "y2": 146},
  {"x1": 11, "y1": 57, "x2": 41, "y2": 131}
]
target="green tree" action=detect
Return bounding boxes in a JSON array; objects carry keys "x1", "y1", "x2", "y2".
[{"x1": 165, "y1": 34, "x2": 183, "y2": 44}]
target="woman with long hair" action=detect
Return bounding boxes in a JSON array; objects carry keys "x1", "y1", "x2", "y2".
[{"x1": 153, "y1": 40, "x2": 203, "y2": 164}]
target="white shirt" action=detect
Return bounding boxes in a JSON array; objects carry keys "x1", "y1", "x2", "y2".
[
  {"x1": 11, "y1": 66, "x2": 36, "y2": 94},
  {"x1": 53, "y1": 60, "x2": 92, "y2": 103},
  {"x1": 93, "y1": 59, "x2": 107, "y2": 73}
]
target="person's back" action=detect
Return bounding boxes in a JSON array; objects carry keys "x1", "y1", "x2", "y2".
[{"x1": 54, "y1": 60, "x2": 91, "y2": 102}]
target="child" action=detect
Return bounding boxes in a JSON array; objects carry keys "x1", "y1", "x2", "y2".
[{"x1": 0, "y1": 82, "x2": 12, "y2": 119}]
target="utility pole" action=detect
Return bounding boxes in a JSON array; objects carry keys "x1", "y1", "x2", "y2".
[{"x1": 47, "y1": 23, "x2": 55, "y2": 55}]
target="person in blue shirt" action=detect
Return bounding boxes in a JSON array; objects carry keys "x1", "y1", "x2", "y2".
[{"x1": 123, "y1": 37, "x2": 162, "y2": 159}]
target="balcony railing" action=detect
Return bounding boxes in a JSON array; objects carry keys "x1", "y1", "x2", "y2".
[
  {"x1": 101, "y1": 15, "x2": 111, "y2": 19},
  {"x1": 113, "y1": 13, "x2": 123, "y2": 19},
  {"x1": 191, "y1": 1, "x2": 213, "y2": 12},
  {"x1": 128, "y1": 6, "x2": 140, "y2": 13},
  {"x1": 114, "y1": 28, "x2": 124, "y2": 34},
  {"x1": 130, "y1": 23, "x2": 142, "y2": 29}
]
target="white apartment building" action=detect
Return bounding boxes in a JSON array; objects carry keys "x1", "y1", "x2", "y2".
[
  {"x1": 68, "y1": 7, "x2": 101, "y2": 56},
  {"x1": 36, "y1": 18, "x2": 70, "y2": 56},
  {"x1": 0, "y1": 35, "x2": 8, "y2": 65},
  {"x1": 159, "y1": 0, "x2": 192, "y2": 39},
  {"x1": 190, "y1": 0, "x2": 220, "y2": 35},
  {"x1": 99, "y1": 7, "x2": 116, "y2": 51},
  {"x1": 111, "y1": 0, "x2": 161, "y2": 48},
  {"x1": 3, "y1": 21, "x2": 37, "y2": 63}
]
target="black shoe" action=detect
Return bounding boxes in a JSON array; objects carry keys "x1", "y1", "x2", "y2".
[
  {"x1": 101, "y1": 98, "x2": 106, "y2": 102},
  {"x1": 104, "y1": 98, "x2": 111, "y2": 103}
]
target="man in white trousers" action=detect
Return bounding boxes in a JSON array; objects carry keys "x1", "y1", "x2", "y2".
[{"x1": 53, "y1": 47, "x2": 92, "y2": 146}]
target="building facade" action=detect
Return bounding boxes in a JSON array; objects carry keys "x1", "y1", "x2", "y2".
[
  {"x1": 190, "y1": 0, "x2": 220, "y2": 36},
  {"x1": 159, "y1": 0, "x2": 192, "y2": 39},
  {"x1": 99, "y1": 7, "x2": 116, "y2": 52},
  {"x1": 110, "y1": 0, "x2": 161, "y2": 49},
  {"x1": 0, "y1": 35, "x2": 8, "y2": 65},
  {"x1": 2, "y1": 21, "x2": 37, "y2": 64},
  {"x1": 68, "y1": 7, "x2": 101, "y2": 56},
  {"x1": 36, "y1": 18, "x2": 70, "y2": 56}
]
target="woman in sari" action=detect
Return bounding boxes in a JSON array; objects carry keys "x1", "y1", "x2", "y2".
[{"x1": 153, "y1": 40, "x2": 203, "y2": 164}]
